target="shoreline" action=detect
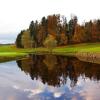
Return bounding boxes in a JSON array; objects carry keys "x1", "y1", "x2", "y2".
[
  {"x1": 0, "y1": 52, "x2": 100, "y2": 64},
  {"x1": 0, "y1": 43, "x2": 100, "y2": 64},
  {"x1": 75, "y1": 52, "x2": 100, "y2": 64}
]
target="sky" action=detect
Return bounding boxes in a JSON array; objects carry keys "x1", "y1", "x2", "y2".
[{"x1": 0, "y1": 0, "x2": 100, "y2": 43}]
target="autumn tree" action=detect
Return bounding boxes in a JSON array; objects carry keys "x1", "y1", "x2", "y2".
[
  {"x1": 21, "y1": 30, "x2": 33, "y2": 48},
  {"x1": 96, "y1": 20, "x2": 100, "y2": 41},
  {"x1": 47, "y1": 14, "x2": 60, "y2": 36},
  {"x1": 43, "y1": 34, "x2": 57, "y2": 52},
  {"x1": 84, "y1": 20, "x2": 93, "y2": 42},
  {"x1": 36, "y1": 17, "x2": 48, "y2": 46},
  {"x1": 72, "y1": 25, "x2": 86, "y2": 43},
  {"x1": 16, "y1": 14, "x2": 100, "y2": 48},
  {"x1": 91, "y1": 20, "x2": 100, "y2": 42}
]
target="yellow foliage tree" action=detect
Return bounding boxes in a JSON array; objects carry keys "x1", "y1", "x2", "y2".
[
  {"x1": 22, "y1": 30, "x2": 33, "y2": 48},
  {"x1": 43, "y1": 34, "x2": 57, "y2": 52}
]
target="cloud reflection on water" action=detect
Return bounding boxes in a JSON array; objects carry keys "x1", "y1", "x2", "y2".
[{"x1": 0, "y1": 55, "x2": 100, "y2": 100}]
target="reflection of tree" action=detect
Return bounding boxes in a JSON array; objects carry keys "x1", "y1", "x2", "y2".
[
  {"x1": 67, "y1": 64, "x2": 77, "y2": 87},
  {"x1": 16, "y1": 55, "x2": 100, "y2": 87},
  {"x1": 43, "y1": 55, "x2": 57, "y2": 70}
]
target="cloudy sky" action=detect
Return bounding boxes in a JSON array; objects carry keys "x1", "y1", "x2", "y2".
[{"x1": 0, "y1": 0, "x2": 100, "y2": 43}]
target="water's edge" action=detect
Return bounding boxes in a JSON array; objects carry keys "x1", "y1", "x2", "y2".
[{"x1": 0, "y1": 52, "x2": 100, "y2": 64}]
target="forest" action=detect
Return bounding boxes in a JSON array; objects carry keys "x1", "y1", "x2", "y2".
[{"x1": 16, "y1": 14, "x2": 100, "y2": 48}]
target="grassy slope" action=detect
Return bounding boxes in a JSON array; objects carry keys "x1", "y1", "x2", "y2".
[
  {"x1": 0, "y1": 43, "x2": 100, "y2": 57},
  {"x1": 0, "y1": 45, "x2": 35, "y2": 57},
  {"x1": 53, "y1": 43, "x2": 100, "y2": 54},
  {"x1": 0, "y1": 45, "x2": 35, "y2": 62}
]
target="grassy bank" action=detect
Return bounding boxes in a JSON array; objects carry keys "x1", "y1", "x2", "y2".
[
  {"x1": 0, "y1": 45, "x2": 34, "y2": 57},
  {"x1": 0, "y1": 43, "x2": 100, "y2": 58},
  {"x1": 53, "y1": 43, "x2": 100, "y2": 55}
]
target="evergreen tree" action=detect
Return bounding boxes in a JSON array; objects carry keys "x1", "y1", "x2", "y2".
[{"x1": 16, "y1": 31, "x2": 24, "y2": 48}]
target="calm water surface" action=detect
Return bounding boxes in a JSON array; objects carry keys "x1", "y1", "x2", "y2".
[{"x1": 0, "y1": 55, "x2": 100, "y2": 100}]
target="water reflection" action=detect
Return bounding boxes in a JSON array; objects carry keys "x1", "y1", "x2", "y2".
[
  {"x1": 16, "y1": 55, "x2": 100, "y2": 87},
  {"x1": 0, "y1": 55, "x2": 100, "y2": 100}
]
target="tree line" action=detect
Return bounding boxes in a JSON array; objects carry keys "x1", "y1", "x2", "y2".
[{"x1": 16, "y1": 14, "x2": 100, "y2": 48}]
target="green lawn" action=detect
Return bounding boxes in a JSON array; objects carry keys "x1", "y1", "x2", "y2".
[
  {"x1": 0, "y1": 43, "x2": 100, "y2": 58},
  {"x1": 53, "y1": 43, "x2": 100, "y2": 54},
  {"x1": 0, "y1": 45, "x2": 36, "y2": 57}
]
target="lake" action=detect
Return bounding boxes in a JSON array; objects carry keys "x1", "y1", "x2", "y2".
[{"x1": 0, "y1": 55, "x2": 100, "y2": 100}]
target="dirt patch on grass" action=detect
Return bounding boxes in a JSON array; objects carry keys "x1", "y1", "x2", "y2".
[{"x1": 76, "y1": 52, "x2": 100, "y2": 64}]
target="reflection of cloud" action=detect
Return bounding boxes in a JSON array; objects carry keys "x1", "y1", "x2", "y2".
[
  {"x1": 80, "y1": 79, "x2": 100, "y2": 100},
  {"x1": 12, "y1": 83, "x2": 44, "y2": 99},
  {"x1": 7, "y1": 96, "x2": 15, "y2": 100},
  {"x1": 25, "y1": 89, "x2": 43, "y2": 98},
  {"x1": 2, "y1": 60, "x2": 99, "y2": 100},
  {"x1": 72, "y1": 96, "x2": 78, "y2": 100},
  {"x1": 11, "y1": 76, "x2": 100, "y2": 100},
  {"x1": 12, "y1": 83, "x2": 66, "y2": 99},
  {"x1": 48, "y1": 85, "x2": 71, "y2": 98},
  {"x1": 13, "y1": 85, "x2": 19, "y2": 90},
  {"x1": 54, "y1": 92, "x2": 62, "y2": 98}
]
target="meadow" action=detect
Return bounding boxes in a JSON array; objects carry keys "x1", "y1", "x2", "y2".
[{"x1": 0, "y1": 43, "x2": 100, "y2": 56}]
